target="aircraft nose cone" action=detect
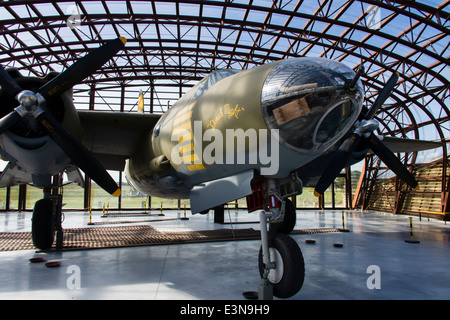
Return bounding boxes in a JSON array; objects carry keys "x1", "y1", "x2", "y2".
[{"x1": 261, "y1": 58, "x2": 363, "y2": 154}]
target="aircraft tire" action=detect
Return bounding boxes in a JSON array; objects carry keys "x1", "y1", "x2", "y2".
[
  {"x1": 272, "y1": 198, "x2": 296, "y2": 234},
  {"x1": 258, "y1": 233, "x2": 305, "y2": 298},
  {"x1": 32, "y1": 199, "x2": 56, "y2": 250}
]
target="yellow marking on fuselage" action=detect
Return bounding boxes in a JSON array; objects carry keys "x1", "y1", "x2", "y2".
[
  {"x1": 174, "y1": 111, "x2": 193, "y2": 126},
  {"x1": 180, "y1": 143, "x2": 195, "y2": 155},
  {"x1": 178, "y1": 132, "x2": 192, "y2": 143},
  {"x1": 171, "y1": 101, "x2": 205, "y2": 172},
  {"x1": 182, "y1": 153, "x2": 200, "y2": 163},
  {"x1": 207, "y1": 103, "x2": 245, "y2": 130},
  {"x1": 187, "y1": 163, "x2": 206, "y2": 171},
  {"x1": 172, "y1": 121, "x2": 191, "y2": 135},
  {"x1": 174, "y1": 102, "x2": 196, "y2": 119}
]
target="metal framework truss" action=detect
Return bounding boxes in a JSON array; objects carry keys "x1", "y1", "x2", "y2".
[{"x1": 0, "y1": 0, "x2": 449, "y2": 212}]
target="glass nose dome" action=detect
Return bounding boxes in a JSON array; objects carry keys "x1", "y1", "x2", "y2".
[{"x1": 261, "y1": 58, "x2": 363, "y2": 154}]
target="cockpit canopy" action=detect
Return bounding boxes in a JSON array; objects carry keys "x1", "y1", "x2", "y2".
[{"x1": 189, "y1": 69, "x2": 240, "y2": 101}]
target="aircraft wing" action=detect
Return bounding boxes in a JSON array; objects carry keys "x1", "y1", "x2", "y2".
[
  {"x1": 78, "y1": 110, "x2": 161, "y2": 171},
  {"x1": 379, "y1": 136, "x2": 443, "y2": 153},
  {"x1": 0, "y1": 111, "x2": 160, "y2": 188}
]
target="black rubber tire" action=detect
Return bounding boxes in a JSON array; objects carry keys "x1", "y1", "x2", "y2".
[
  {"x1": 272, "y1": 199, "x2": 296, "y2": 234},
  {"x1": 258, "y1": 233, "x2": 305, "y2": 298},
  {"x1": 31, "y1": 199, "x2": 55, "y2": 250}
]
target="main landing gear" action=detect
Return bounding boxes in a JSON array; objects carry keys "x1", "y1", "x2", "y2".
[
  {"x1": 31, "y1": 176, "x2": 64, "y2": 250},
  {"x1": 32, "y1": 198, "x2": 55, "y2": 250},
  {"x1": 247, "y1": 176, "x2": 305, "y2": 299},
  {"x1": 32, "y1": 194, "x2": 63, "y2": 250}
]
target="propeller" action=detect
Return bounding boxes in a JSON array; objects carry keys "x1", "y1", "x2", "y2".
[
  {"x1": 314, "y1": 70, "x2": 419, "y2": 197},
  {"x1": 0, "y1": 37, "x2": 127, "y2": 196}
]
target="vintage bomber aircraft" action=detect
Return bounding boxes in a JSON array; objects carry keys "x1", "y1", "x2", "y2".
[{"x1": 0, "y1": 38, "x2": 441, "y2": 298}]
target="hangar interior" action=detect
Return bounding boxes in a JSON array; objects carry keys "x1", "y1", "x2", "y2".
[
  {"x1": 0, "y1": 0, "x2": 449, "y2": 300},
  {"x1": 0, "y1": 0, "x2": 448, "y2": 219}
]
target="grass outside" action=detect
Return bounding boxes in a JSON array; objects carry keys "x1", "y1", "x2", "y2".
[{"x1": 0, "y1": 182, "x2": 349, "y2": 211}]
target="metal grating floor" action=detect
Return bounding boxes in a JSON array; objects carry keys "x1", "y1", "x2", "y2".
[{"x1": 0, "y1": 225, "x2": 341, "y2": 252}]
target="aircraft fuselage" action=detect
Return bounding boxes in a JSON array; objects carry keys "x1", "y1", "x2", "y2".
[{"x1": 125, "y1": 57, "x2": 364, "y2": 201}]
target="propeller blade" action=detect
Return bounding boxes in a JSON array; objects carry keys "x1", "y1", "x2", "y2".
[
  {"x1": 314, "y1": 133, "x2": 362, "y2": 196},
  {"x1": 0, "y1": 39, "x2": 126, "y2": 196},
  {"x1": 365, "y1": 72, "x2": 399, "y2": 120},
  {"x1": 315, "y1": 70, "x2": 411, "y2": 197},
  {"x1": 38, "y1": 37, "x2": 127, "y2": 99},
  {"x1": 345, "y1": 66, "x2": 365, "y2": 90},
  {"x1": 36, "y1": 110, "x2": 121, "y2": 197},
  {"x1": 0, "y1": 110, "x2": 21, "y2": 135},
  {"x1": 365, "y1": 133, "x2": 418, "y2": 190},
  {"x1": 0, "y1": 65, "x2": 22, "y2": 98}
]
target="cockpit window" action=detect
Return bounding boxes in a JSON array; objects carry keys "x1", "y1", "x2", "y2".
[{"x1": 190, "y1": 69, "x2": 240, "y2": 101}]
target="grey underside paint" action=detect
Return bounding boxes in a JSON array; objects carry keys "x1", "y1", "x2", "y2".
[{"x1": 190, "y1": 170, "x2": 254, "y2": 214}]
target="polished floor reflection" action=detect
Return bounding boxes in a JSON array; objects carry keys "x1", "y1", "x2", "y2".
[{"x1": 0, "y1": 209, "x2": 449, "y2": 299}]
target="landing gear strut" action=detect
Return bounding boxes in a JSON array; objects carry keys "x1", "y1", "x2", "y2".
[
  {"x1": 258, "y1": 209, "x2": 305, "y2": 299},
  {"x1": 248, "y1": 177, "x2": 304, "y2": 299}
]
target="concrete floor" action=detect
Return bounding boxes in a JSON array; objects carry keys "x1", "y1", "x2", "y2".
[{"x1": 0, "y1": 208, "x2": 449, "y2": 300}]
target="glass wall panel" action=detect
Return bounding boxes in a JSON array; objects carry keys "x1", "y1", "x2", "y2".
[
  {"x1": 61, "y1": 183, "x2": 85, "y2": 210},
  {"x1": 296, "y1": 188, "x2": 319, "y2": 208},
  {"x1": 120, "y1": 178, "x2": 148, "y2": 209},
  {"x1": 91, "y1": 182, "x2": 119, "y2": 210},
  {"x1": 333, "y1": 177, "x2": 346, "y2": 208},
  {"x1": 26, "y1": 185, "x2": 44, "y2": 210},
  {"x1": 90, "y1": 171, "x2": 120, "y2": 209},
  {"x1": 9, "y1": 186, "x2": 19, "y2": 211},
  {"x1": 0, "y1": 187, "x2": 7, "y2": 210}
]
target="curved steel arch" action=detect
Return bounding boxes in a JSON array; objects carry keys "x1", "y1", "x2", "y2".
[
  {"x1": 1, "y1": 11, "x2": 447, "y2": 116},
  {"x1": 0, "y1": 0, "x2": 448, "y2": 212}
]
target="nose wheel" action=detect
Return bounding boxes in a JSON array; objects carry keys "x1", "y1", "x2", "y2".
[{"x1": 258, "y1": 210, "x2": 305, "y2": 299}]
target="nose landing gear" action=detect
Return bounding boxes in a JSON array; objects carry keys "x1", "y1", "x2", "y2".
[
  {"x1": 258, "y1": 210, "x2": 305, "y2": 299},
  {"x1": 247, "y1": 176, "x2": 305, "y2": 299}
]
